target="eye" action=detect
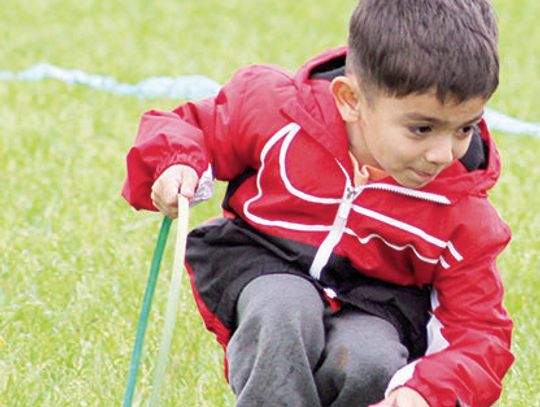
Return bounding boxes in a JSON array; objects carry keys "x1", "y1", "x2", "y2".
[
  {"x1": 409, "y1": 126, "x2": 433, "y2": 136},
  {"x1": 457, "y1": 125, "x2": 475, "y2": 138}
]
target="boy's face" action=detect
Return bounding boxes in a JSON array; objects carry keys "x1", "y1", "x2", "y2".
[{"x1": 335, "y1": 79, "x2": 487, "y2": 188}]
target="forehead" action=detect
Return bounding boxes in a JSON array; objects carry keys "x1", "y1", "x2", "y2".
[{"x1": 371, "y1": 90, "x2": 488, "y2": 124}]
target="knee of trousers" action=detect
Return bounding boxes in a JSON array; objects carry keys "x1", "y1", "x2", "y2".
[
  {"x1": 227, "y1": 275, "x2": 326, "y2": 382},
  {"x1": 229, "y1": 294, "x2": 326, "y2": 366},
  {"x1": 235, "y1": 274, "x2": 325, "y2": 341}
]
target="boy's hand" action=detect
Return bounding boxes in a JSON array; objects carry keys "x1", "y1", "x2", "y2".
[
  {"x1": 151, "y1": 164, "x2": 199, "y2": 218},
  {"x1": 369, "y1": 387, "x2": 429, "y2": 407}
]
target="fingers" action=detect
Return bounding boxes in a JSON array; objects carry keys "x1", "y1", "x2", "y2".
[
  {"x1": 179, "y1": 167, "x2": 198, "y2": 199},
  {"x1": 369, "y1": 387, "x2": 429, "y2": 407},
  {"x1": 151, "y1": 164, "x2": 199, "y2": 218}
]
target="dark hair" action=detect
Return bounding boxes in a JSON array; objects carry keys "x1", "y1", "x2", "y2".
[{"x1": 347, "y1": 0, "x2": 499, "y2": 102}]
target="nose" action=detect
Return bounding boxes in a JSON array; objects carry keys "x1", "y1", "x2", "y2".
[{"x1": 424, "y1": 135, "x2": 455, "y2": 166}]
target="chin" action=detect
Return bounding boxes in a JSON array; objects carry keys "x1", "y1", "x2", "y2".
[
  {"x1": 396, "y1": 170, "x2": 439, "y2": 189},
  {"x1": 396, "y1": 177, "x2": 430, "y2": 189}
]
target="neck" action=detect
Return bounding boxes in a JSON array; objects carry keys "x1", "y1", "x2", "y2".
[{"x1": 346, "y1": 121, "x2": 382, "y2": 169}]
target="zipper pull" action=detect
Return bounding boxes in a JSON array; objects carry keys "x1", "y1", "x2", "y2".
[
  {"x1": 345, "y1": 185, "x2": 360, "y2": 200},
  {"x1": 338, "y1": 186, "x2": 361, "y2": 220}
]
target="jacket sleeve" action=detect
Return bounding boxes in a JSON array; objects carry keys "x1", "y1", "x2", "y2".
[
  {"x1": 121, "y1": 65, "x2": 284, "y2": 211},
  {"x1": 389, "y1": 205, "x2": 514, "y2": 407}
]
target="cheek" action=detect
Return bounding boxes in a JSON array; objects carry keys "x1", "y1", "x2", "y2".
[
  {"x1": 380, "y1": 135, "x2": 419, "y2": 168},
  {"x1": 387, "y1": 148, "x2": 416, "y2": 170},
  {"x1": 453, "y1": 139, "x2": 473, "y2": 160}
]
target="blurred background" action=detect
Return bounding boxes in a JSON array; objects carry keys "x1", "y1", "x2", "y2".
[{"x1": 1, "y1": 1, "x2": 538, "y2": 405}]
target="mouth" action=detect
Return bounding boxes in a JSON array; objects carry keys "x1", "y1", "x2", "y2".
[{"x1": 411, "y1": 168, "x2": 438, "y2": 183}]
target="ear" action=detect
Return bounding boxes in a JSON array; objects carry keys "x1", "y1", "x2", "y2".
[{"x1": 330, "y1": 76, "x2": 362, "y2": 122}]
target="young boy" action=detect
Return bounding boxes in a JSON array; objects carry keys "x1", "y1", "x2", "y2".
[{"x1": 122, "y1": 0, "x2": 514, "y2": 406}]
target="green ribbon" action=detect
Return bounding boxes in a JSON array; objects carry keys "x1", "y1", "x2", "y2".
[{"x1": 122, "y1": 216, "x2": 172, "y2": 407}]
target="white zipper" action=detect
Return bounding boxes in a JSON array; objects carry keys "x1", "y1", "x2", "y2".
[
  {"x1": 361, "y1": 183, "x2": 451, "y2": 205},
  {"x1": 309, "y1": 184, "x2": 362, "y2": 279}
]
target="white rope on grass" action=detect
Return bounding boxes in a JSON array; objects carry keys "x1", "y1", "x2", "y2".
[
  {"x1": 1, "y1": 63, "x2": 539, "y2": 138},
  {"x1": 0, "y1": 63, "x2": 221, "y2": 100},
  {"x1": 483, "y1": 109, "x2": 540, "y2": 138}
]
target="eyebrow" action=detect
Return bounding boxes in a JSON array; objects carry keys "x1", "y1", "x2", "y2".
[{"x1": 403, "y1": 111, "x2": 485, "y2": 126}]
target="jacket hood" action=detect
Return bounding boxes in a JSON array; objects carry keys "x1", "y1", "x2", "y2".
[{"x1": 284, "y1": 46, "x2": 503, "y2": 204}]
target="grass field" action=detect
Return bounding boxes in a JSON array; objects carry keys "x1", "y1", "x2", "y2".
[{"x1": 1, "y1": 1, "x2": 539, "y2": 406}]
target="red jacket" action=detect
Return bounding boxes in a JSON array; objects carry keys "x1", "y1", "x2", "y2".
[{"x1": 122, "y1": 47, "x2": 513, "y2": 407}]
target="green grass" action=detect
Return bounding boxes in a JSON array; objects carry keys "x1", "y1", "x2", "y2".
[{"x1": 0, "y1": 0, "x2": 539, "y2": 405}]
